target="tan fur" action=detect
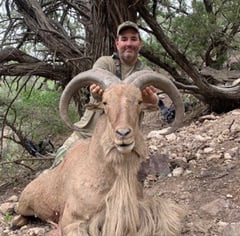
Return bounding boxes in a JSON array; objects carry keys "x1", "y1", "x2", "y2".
[{"x1": 14, "y1": 84, "x2": 184, "y2": 235}]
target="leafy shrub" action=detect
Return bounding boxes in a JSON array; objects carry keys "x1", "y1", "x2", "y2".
[{"x1": 0, "y1": 80, "x2": 80, "y2": 157}]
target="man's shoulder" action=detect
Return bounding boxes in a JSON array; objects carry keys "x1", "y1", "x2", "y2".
[
  {"x1": 92, "y1": 56, "x2": 115, "y2": 73},
  {"x1": 94, "y1": 56, "x2": 114, "y2": 65}
]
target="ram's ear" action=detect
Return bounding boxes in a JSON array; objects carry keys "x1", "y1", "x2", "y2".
[
  {"x1": 141, "y1": 103, "x2": 159, "y2": 112},
  {"x1": 85, "y1": 102, "x2": 104, "y2": 111}
]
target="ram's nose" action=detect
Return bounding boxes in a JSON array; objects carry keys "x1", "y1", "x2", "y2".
[
  {"x1": 114, "y1": 127, "x2": 135, "y2": 153},
  {"x1": 116, "y1": 128, "x2": 131, "y2": 138}
]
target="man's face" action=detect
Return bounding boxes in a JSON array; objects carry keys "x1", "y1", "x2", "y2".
[{"x1": 115, "y1": 28, "x2": 142, "y2": 65}]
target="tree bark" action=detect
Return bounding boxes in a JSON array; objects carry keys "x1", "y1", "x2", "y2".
[{"x1": 0, "y1": 0, "x2": 239, "y2": 112}]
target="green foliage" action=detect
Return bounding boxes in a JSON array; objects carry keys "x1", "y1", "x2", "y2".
[
  {"x1": 0, "y1": 79, "x2": 79, "y2": 156},
  {"x1": 4, "y1": 212, "x2": 13, "y2": 223},
  {"x1": 171, "y1": 0, "x2": 240, "y2": 64},
  {"x1": 20, "y1": 87, "x2": 60, "y2": 109},
  {"x1": 143, "y1": 0, "x2": 240, "y2": 68}
]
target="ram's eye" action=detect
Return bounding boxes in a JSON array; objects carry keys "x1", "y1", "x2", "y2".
[
  {"x1": 138, "y1": 100, "x2": 143, "y2": 105},
  {"x1": 103, "y1": 101, "x2": 107, "y2": 105}
]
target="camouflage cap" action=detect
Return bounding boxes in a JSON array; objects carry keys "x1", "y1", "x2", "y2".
[{"x1": 117, "y1": 21, "x2": 139, "y2": 36}]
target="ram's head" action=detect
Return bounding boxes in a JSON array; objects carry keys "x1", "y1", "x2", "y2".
[{"x1": 59, "y1": 68, "x2": 185, "y2": 153}]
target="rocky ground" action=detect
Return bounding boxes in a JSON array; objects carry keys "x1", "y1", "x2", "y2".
[{"x1": 0, "y1": 108, "x2": 240, "y2": 235}]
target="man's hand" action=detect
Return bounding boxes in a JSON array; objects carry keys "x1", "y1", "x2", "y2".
[
  {"x1": 142, "y1": 85, "x2": 158, "y2": 104},
  {"x1": 90, "y1": 84, "x2": 103, "y2": 97},
  {"x1": 90, "y1": 84, "x2": 158, "y2": 104}
]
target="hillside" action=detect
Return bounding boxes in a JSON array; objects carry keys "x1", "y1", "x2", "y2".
[{"x1": 0, "y1": 109, "x2": 240, "y2": 235}]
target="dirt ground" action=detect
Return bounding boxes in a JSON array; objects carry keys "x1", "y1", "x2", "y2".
[
  {"x1": 0, "y1": 108, "x2": 240, "y2": 235},
  {"x1": 143, "y1": 108, "x2": 240, "y2": 235}
]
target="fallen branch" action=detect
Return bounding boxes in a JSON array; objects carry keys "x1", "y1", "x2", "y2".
[{"x1": 0, "y1": 157, "x2": 54, "y2": 166}]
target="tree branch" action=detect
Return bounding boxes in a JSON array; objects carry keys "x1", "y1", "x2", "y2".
[
  {"x1": 0, "y1": 47, "x2": 40, "y2": 63},
  {"x1": 137, "y1": 5, "x2": 240, "y2": 100},
  {"x1": 0, "y1": 62, "x2": 68, "y2": 81},
  {"x1": 13, "y1": 0, "x2": 87, "y2": 72}
]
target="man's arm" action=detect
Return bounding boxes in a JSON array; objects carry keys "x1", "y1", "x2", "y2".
[{"x1": 90, "y1": 56, "x2": 116, "y2": 99}]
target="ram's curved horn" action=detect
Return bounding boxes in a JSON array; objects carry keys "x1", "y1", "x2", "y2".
[
  {"x1": 59, "y1": 68, "x2": 120, "y2": 130},
  {"x1": 124, "y1": 70, "x2": 184, "y2": 134}
]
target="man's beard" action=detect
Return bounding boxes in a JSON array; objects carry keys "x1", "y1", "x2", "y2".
[{"x1": 121, "y1": 50, "x2": 137, "y2": 63}]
